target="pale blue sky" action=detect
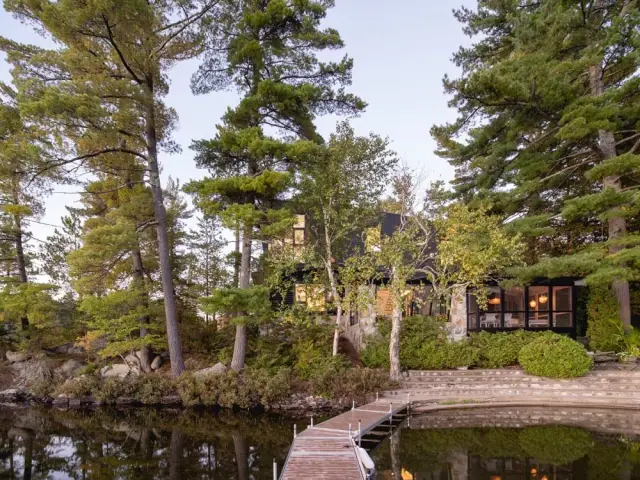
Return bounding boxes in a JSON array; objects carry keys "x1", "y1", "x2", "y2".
[{"x1": 0, "y1": 0, "x2": 475, "y2": 244}]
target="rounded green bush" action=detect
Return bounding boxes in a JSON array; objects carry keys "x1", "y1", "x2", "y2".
[{"x1": 518, "y1": 332, "x2": 593, "y2": 378}]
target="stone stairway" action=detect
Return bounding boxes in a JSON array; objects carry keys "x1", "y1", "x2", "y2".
[{"x1": 383, "y1": 368, "x2": 640, "y2": 408}]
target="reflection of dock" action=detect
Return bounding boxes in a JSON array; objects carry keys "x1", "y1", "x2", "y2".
[{"x1": 279, "y1": 400, "x2": 408, "y2": 479}]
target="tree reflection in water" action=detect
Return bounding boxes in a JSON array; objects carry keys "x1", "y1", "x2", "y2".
[
  {"x1": 372, "y1": 424, "x2": 640, "y2": 480},
  {"x1": 0, "y1": 407, "x2": 296, "y2": 479}
]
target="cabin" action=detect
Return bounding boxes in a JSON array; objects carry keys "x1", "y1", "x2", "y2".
[{"x1": 269, "y1": 212, "x2": 580, "y2": 350}]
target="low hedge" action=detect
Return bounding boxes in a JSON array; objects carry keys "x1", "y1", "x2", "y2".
[
  {"x1": 362, "y1": 326, "x2": 594, "y2": 378},
  {"x1": 518, "y1": 332, "x2": 593, "y2": 378}
]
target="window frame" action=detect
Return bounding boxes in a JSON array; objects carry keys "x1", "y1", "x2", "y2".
[{"x1": 467, "y1": 284, "x2": 576, "y2": 336}]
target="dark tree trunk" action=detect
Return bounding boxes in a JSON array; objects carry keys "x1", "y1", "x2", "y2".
[
  {"x1": 131, "y1": 245, "x2": 152, "y2": 373},
  {"x1": 589, "y1": 61, "x2": 631, "y2": 326},
  {"x1": 145, "y1": 87, "x2": 185, "y2": 376},
  {"x1": 233, "y1": 224, "x2": 240, "y2": 288},
  {"x1": 13, "y1": 183, "x2": 29, "y2": 331},
  {"x1": 126, "y1": 171, "x2": 153, "y2": 372}
]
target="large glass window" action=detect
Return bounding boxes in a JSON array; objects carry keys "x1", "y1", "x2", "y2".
[
  {"x1": 553, "y1": 286, "x2": 573, "y2": 327},
  {"x1": 503, "y1": 286, "x2": 525, "y2": 328},
  {"x1": 528, "y1": 286, "x2": 550, "y2": 328},
  {"x1": 480, "y1": 287, "x2": 502, "y2": 329}
]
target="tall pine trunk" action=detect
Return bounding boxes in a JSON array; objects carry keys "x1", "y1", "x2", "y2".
[
  {"x1": 127, "y1": 173, "x2": 152, "y2": 373},
  {"x1": 12, "y1": 183, "x2": 28, "y2": 331},
  {"x1": 389, "y1": 272, "x2": 402, "y2": 381},
  {"x1": 131, "y1": 246, "x2": 152, "y2": 373},
  {"x1": 589, "y1": 62, "x2": 631, "y2": 325},
  {"x1": 145, "y1": 86, "x2": 185, "y2": 376},
  {"x1": 230, "y1": 224, "x2": 251, "y2": 371}
]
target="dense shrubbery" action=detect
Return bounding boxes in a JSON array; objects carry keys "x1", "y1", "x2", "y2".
[
  {"x1": 362, "y1": 320, "x2": 593, "y2": 378},
  {"x1": 48, "y1": 362, "x2": 392, "y2": 407},
  {"x1": 518, "y1": 332, "x2": 593, "y2": 378},
  {"x1": 586, "y1": 285, "x2": 624, "y2": 352},
  {"x1": 469, "y1": 330, "x2": 537, "y2": 368}
]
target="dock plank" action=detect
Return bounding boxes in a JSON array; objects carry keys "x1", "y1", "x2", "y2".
[{"x1": 279, "y1": 400, "x2": 408, "y2": 480}]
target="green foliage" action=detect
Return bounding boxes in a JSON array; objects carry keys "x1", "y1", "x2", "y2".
[
  {"x1": 519, "y1": 426, "x2": 594, "y2": 465},
  {"x1": 586, "y1": 285, "x2": 624, "y2": 352},
  {"x1": 201, "y1": 286, "x2": 273, "y2": 325},
  {"x1": 518, "y1": 332, "x2": 593, "y2": 378},
  {"x1": 177, "y1": 368, "x2": 291, "y2": 408},
  {"x1": 469, "y1": 330, "x2": 537, "y2": 368},
  {"x1": 132, "y1": 375, "x2": 175, "y2": 404},
  {"x1": 309, "y1": 366, "x2": 393, "y2": 400},
  {"x1": 360, "y1": 336, "x2": 389, "y2": 369},
  {"x1": 55, "y1": 376, "x2": 101, "y2": 398},
  {"x1": 432, "y1": 0, "x2": 640, "y2": 304}
]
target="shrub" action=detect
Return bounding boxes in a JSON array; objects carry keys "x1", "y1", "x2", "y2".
[
  {"x1": 518, "y1": 332, "x2": 592, "y2": 378},
  {"x1": 443, "y1": 341, "x2": 479, "y2": 368},
  {"x1": 133, "y1": 375, "x2": 175, "y2": 404},
  {"x1": 55, "y1": 375, "x2": 100, "y2": 398},
  {"x1": 469, "y1": 330, "x2": 537, "y2": 368},
  {"x1": 176, "y1": 373, "x2": 200, "y2": 406},
  {"x1": 309, "y1": 366, "x2": 393, "y2": 399},
  {"x1": 586, "y1": 285, "x2": 624, "y2": 352},
  {"x1": 94, "y1": 377, "x2": 136, "y2": 403},
  {"x1": 360, "y1": 336, "x2": 389, "y2": 368},
  {"x1": 244, "y1": 367, "x2": 291, "y2": 405}
]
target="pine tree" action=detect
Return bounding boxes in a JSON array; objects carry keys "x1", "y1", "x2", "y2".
[
  {"x1": 432, "y1": 1, "x2": 640, "y2": 324},
  {"x1": 0, "y1": 82, "x2": 60, "y2": 336},
  {"x1": 38, "y1": 209, "x2": 82, "y2": 292},
  {"x1": 186, "y1": 215, "x2": 227, "y2": 325},
  {"x1": 2, "y1": 0, "x2": 219, "y2": 374},
  {"x1": 68, "y1": 165, "x2": 160, "y2": 368},
  {"x1": 187, "y1": 0, "x2": 365, "y2": 370}
]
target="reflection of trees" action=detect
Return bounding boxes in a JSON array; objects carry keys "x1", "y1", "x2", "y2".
[
  {"x1": 232, "y1": 430, "x2": 249, "y2": 480},
  {"x1": 376, "y1": 425, "x2": 640, "y2": 479},
  {"x1": 0, "y1": 407, "x2": 295, "y2": 479}
]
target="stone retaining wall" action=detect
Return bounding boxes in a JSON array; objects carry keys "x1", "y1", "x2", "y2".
[
  {"x1": 409, "y1": 405, "x2": 640, "y2": 437},
  {"x1": 383, "y1": 368, "x2": 640, "y2": 409}
]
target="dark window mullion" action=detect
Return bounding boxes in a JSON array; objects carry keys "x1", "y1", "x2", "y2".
[
  {"x1": 548, "y1": 285, "x2": 553, "y2": 328},
  {"x1": 524, "y1": 286, "x2": 529, "y2": 329},
  {"x1": 500, "y1": 288, "x2": 505, "y2": 329}
]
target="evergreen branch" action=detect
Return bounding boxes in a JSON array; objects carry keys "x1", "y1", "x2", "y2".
[
  {"x1": 151, "y1": 0, "x2": 220, "y2": 58},
  {"x1": 101, "y1": 14, "x2": 144, "y2": 85}
]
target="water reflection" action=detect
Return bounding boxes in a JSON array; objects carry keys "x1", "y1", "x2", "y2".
[
  {"x1": 373, "y1": 418, "x2": 640, "y2": 479},
  {"x1": 0, "y1": 407, "x2": 296, "y2": 479}
]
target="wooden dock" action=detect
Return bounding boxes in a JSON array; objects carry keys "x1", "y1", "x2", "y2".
[{"x1": 279, "y1": 400, "x2": 409, "y2": 480}]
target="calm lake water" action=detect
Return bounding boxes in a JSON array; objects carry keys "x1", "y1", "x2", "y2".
[{"x1": 1, "y1": 406, "x2": 640, "y2": 479}]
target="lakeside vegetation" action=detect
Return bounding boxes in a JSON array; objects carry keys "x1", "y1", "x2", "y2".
[{"x1": 0, "y1": 0, "x2": 638, "y2": 399}]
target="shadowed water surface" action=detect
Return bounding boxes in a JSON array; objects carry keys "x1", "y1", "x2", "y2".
[
  {"x1": 371, "y1": 407, "x2": 640, "y2": 480},
  {"x1": 0, "y1": 406, "x2": 298, "y2": 479}
]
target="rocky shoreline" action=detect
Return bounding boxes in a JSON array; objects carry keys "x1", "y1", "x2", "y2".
[{"x1": 0, "y1": 387, "x2": 356, "y2": 416}]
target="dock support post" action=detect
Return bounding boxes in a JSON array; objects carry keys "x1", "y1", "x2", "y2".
[
  {"x1": 376, "y1": 392, "x2": 379, "y2": 402},
  {"x1": 273, "y1": 459, "x2": 277, "y2": 480},
  {"x1": 310, "y1": 416, "x2": 314, "y2": 428},
  {"x1": 352, "y1": 399, "x2": 355, "y2": 411},
  {"x1": 358, "y1": 420, "x2": 362, "y2": 448},
  {"x1": 293, "y1": 424, "x2": 297, "y2": 439},
  {"x1": 348, "y1": 423, "x2": 352, "y2": 438}
]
